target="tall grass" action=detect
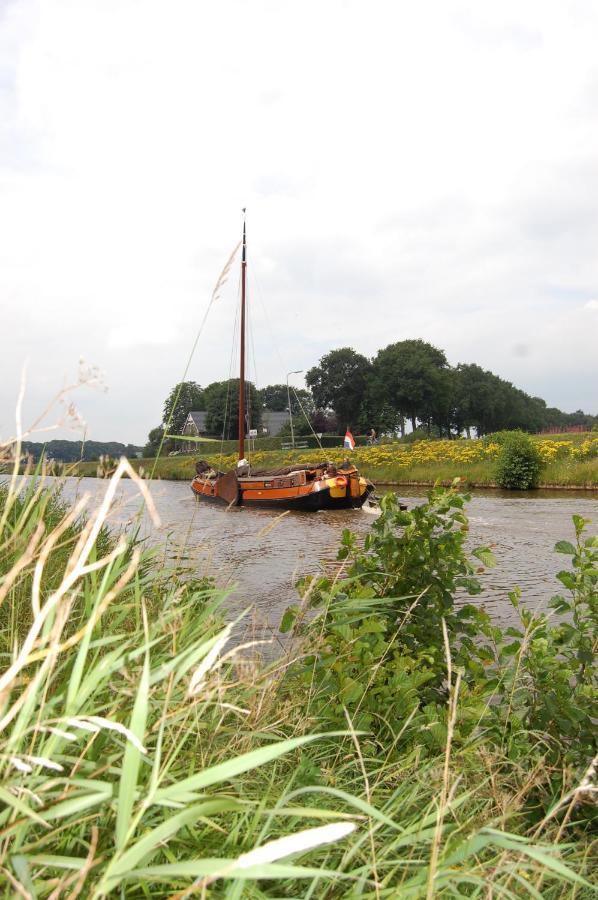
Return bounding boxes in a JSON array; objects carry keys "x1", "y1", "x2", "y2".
[{"x1": 0, "y1": 462, "x2": 595, "y2": 896}]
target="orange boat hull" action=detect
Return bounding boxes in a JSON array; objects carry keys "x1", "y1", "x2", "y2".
[{"x1": 190, "y1": 470, "x2": 373, "y2": 511}]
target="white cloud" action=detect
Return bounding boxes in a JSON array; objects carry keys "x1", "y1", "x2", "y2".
[
  {"x1": 1, "y1": 0, "x2": 597, "y2": 443},
  {"x1": 107, "y1": 321, "x2": 178, "y2": 351},
  {"x1": 584, "y1": 299, "x2": 598, "y2": 310}
]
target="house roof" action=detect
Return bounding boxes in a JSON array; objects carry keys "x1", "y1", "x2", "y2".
[{"x1": 185, "y1": 411, "x2": 207, "y2": 432}]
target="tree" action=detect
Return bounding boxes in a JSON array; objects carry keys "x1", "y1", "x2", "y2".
[
  {"x1": 203, "y1": 379, "x2": 262, "y2": 440},
  {"x1": 143, "y1": 426, "x2": 174, "y2": 457},
  {"x1": 306, "y1": 348, "x2": 371, "y2": 431},
  {"x1": 258, "y1": 384, "x2": 314, "y2": 417},
  {"x1": 450, "y1": 364, "x2": 501, "y2": 437},
  {"x1": 311, "y1": 409, "x2": 338, "y2": 434},
  {"x1": 372, "y1": 340, "x2": 450, "y2": 432},
  {"x1": 357, "y1": 373, "x2": 405, "y2": 435},
  {"x1": 162, "y1": 382, "x2": 204, "y2": 434}
]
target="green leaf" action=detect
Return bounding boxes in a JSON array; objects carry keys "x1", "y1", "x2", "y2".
[
  {"x1": 44, "y1": 788, "x2": 113, "y2": 821},
  {"x1": 115, "y1": 635, "x2": 150, "y2": 850},
  {"x1": 280, "y1": 606, "x2": 299, "y2": 633},
  {"x1": 154, "y1": 733, "x2": 345, "y2": 803},
  {"x1": 106, "y1": 800, "x2": 241, "y2": 882},
  {"x1": 21, "y1": 855, "x2": 85, "y2": 871},
  {"x1": 472, "y1": 547, "x2": 497, "y2": 568},
  {"x1": 340, "y1": 677, "x2": 365, "y2": 703},
  {"x1": 554, "y1": 540, "x2": 576, "y2": 555},
  {"x1": 572, "y1": 514, "x2": 587, "y2": 535},
  {"x1": 9, "y1": 856, "x2": 36, "y2": 898},
  {"x1": 0, "y1": 786, "x2": 49, "y2": 829},
  {"x1": 126, "y1": 861, "x2": 346, "y2": 881}
]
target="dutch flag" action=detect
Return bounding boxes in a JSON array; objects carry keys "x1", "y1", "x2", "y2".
[{"x1": 344, "y1": 429, "x2": 355, "y2": 451}]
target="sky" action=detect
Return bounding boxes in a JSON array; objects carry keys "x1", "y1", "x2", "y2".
[{"x1": 1, "y1": 0, "x2": 597, "y2": 446}]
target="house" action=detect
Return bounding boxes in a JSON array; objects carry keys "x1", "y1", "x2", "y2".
[
  {"x1": 182, "y1": 411, "x2": 208, "y2": 452},
  {"x1": 182, "y1": 408, "x2": 288, "y2": 446},
  {"x1": 262, "y1": 410, "x2": 288, "y2": 437},
  {"x1": 183, "y1": 411, "x2": 208, "y2": 436}
]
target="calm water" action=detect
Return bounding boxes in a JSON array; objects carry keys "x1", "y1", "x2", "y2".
[{"x1": 9, "y1": 476, "x2": 595, "y2": 647}]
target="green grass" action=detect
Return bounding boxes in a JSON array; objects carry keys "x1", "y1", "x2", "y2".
[
  {"x1": 0, "y1": 465, "x2": 596, "y2": 896},
  {"x1": 74, "y1": 451, "x2": 598, "y2": 488}
]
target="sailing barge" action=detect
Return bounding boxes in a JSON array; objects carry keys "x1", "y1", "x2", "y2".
[{"x1": 191, "y1": 216, "x2": 375, "y2": 511}]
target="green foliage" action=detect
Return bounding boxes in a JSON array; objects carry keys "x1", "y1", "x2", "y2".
[
  {"x1": 371, "y1": 339, "x2": 451, "y2": 433},
  {"x1": 306, "y1": 347, "x2": 371, "y2": 431},
  {"x1": 21, "y1": 439, "x2": 142, "y2": 463},
  {"x1": 162, "y1": 380, "x2": 204, "y2": 434},
  {"x1": 284, "y1": 485, "x2": 498, "y2": 734},
  {"x1": 203, "y1": 378, "x2": 262, "y2": 439},
  {"x1": 143, "y1": 424, "x2": 171, "y2": 457},
  {"x1": 495, "y1": 431, "x2": 543, "y2": 489},
  {"x1": 283, "y1": 487, "x2": 596, "y2": 828},
  {"x1": 258, "y1": 383, "x2": 314, "y2": 416},
  {"x1": 497, "y1": 515, "x2": 597, "y2": 767},
  {"x1": 149, "y1": 348, "x2": 597, "y2": 453},
  {"x1": 0, "y1": 476, "x2": 594, "y2": 895}
]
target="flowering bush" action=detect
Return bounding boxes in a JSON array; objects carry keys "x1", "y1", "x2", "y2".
[{"x1": 199, "y1": 435, "x2": 598, "y2": 474}]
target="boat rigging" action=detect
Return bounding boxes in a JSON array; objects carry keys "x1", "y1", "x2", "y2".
[{"x1": 190, "y1": 213, "x2": 375, "y2": 510}]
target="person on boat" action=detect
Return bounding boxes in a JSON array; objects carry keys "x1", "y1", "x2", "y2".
[{"x1": 195, "y1": 460, "x2": 216, "y2": 477}]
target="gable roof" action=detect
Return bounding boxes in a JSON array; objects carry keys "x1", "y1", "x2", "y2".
[{"x1": 184, "y1": 411, "x2": 207, "y2": 432}]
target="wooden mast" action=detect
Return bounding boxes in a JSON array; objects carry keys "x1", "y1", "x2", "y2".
[{"x1": 238, "y1": 211, "x2": 246, "y2": 461}]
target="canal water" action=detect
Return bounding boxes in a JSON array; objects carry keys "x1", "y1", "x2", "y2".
[{"x1": 15, "y1": 477, "x2": 595, "y2": 647}]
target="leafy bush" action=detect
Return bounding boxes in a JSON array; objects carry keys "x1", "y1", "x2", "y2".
[
  {"x1": 495, "y1": 430, "x2": 543, "y2": 489},
  {"x1": 283, "y1": 484, "x2": 596, "y2": 820},
  {"x1": 1, "y1": 469, "x2": 594, "y2": 895},
  {"x1": 283, "y1": 485, "x2": 498, "y2": 727},
  {"x1": 499, "y1": 515, "x2": 597, "y2": 768}
]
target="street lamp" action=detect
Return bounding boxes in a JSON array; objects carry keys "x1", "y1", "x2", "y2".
[{"x1": 286, "y1": 370, "x2": 303, "y2": 449}]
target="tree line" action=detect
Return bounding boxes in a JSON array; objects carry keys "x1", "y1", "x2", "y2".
[
  {"x1": 145, "y1": 339, "x2": 597, "y2": 453},
  {"x1": 306, "y1": 341, "x2": 597, "y2": 437},
  {"x1": 21, "y1": 440, "x2": 142, "y2": 463}
]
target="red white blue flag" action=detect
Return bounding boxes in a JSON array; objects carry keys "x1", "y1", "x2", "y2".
[{"x1": 344, "y1": 429, "x2": 355, "y2": 451}]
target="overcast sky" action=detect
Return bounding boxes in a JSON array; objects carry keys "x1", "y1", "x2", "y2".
[{"x1": 1, "y1": 0, "x2": 597, "y2": 445}]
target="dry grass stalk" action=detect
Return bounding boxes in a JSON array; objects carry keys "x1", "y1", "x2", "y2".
[{"x1": 426, "y1": 617, "x2": 461, "y2": 900}]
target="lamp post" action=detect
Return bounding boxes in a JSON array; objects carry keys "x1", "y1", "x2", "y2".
[{"x1": 286, "y1": 370, "x2": 303, "y2": 449}]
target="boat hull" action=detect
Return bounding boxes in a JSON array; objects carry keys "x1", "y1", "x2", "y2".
[{"x1": 190, "y1": 476, "x2": 373, "y2": 511}]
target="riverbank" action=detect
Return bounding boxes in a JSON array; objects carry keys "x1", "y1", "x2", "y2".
[
  {"x1": 73, "y1": 441, "x2": 598, "y2": 489},
  {"x1": 1, "y1": 471, "x2": 595, "y2": 895}
]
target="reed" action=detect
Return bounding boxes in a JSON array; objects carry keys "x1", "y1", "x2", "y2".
[{"x1": 0, "y1": 464, "x2": 594, "y2": 896}]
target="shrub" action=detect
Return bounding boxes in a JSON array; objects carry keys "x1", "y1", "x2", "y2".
[
  {"x1": 282, "y1": 485, "x2": 499, "y2": 733},
  {"x1": 495, "y1": 431, "x2": 543, "y2": 489}
]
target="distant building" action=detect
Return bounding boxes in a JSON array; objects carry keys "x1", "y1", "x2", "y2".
[
  {"x1": 182, "y1": 408, "x2": 288, "y2": 448},
  {"x1": 182, "y1": 411, "x2": 208, "y2": 452},
  {"x1": 183, "y1": 411, "x2": 208, "y2": 436},
  {"x1": 262, "y1": 410, "x2": 288, "y2": 437}
]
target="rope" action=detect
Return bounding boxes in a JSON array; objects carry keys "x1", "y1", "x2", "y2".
[{"x1": 291, "y1": 386, "x2": 323, "y2": 451}]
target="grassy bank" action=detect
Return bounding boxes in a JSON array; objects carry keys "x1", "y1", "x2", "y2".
[
  {"x1": 73, "y1": 437, "x2": 598, "y2": 488},
  {"x1": 0, "y1": 469, "x2": 596, "y2": 896}
]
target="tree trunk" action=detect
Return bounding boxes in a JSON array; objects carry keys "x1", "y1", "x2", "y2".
[
  {"x1": 411, "y1": 415, "x2": 417, "y2": 432},
  {"x1": 466, "y1": 425, "x2": 471, "y2": 439},
  {"x1": 400, "y1": 417, "x2": 405, "y2": 437}
]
